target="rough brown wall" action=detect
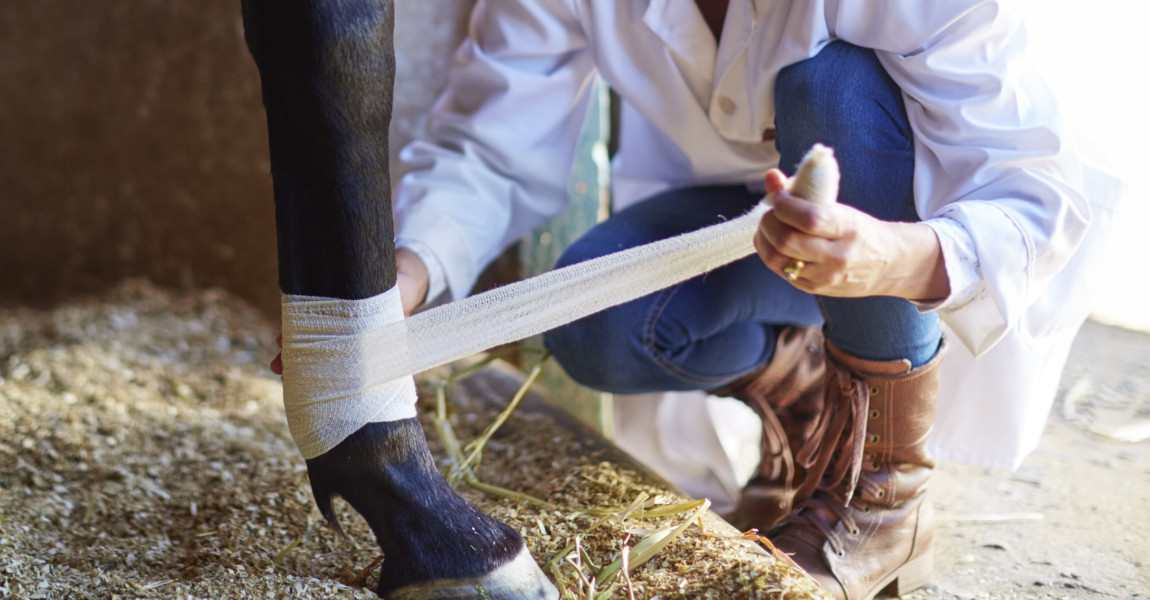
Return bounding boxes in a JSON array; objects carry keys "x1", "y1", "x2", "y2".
[{"x1": 0, "y1": 0, "x2": 472, "y2": 317}]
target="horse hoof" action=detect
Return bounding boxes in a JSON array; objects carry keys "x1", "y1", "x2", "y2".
[{"x1": 383, "y1": 546, "x2": 558, "y2": 600}]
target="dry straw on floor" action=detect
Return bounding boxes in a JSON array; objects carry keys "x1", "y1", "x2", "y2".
[{"x1": 0, "y1": 281, "x2": 827, "y2": 599}]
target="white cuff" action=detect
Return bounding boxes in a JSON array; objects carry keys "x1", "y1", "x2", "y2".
[{"x1": 915, "y1": 217, "x2": 983, "y2": 313}]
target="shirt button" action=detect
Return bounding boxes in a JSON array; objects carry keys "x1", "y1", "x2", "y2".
[
  {"x1": 762, "y1": 128, "x2": 776, "y2": 142},
  {"x1": 717, "y1": 95, "x2": 736, "y2": 114}
]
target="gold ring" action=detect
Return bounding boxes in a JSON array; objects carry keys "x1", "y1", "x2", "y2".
[{"x1": 782, "y1": 259, "x2": 805, "y2": 282}]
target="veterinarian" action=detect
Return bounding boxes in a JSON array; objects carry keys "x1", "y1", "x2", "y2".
[{"x1": 388, "y1": 1, "x2": 1114, "y2": 597}]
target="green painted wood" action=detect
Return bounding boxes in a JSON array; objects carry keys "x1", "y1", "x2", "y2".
[{"x1": 519, "y1": 79, "x2": 613, "y2": 437}]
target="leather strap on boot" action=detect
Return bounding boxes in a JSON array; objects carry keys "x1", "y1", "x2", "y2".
[
  {"x1": 709, "y1": 326, "x2": 825, "y2": 529},
  {"x1": 770, "y1": 340, "x2": 945, "y2": 600}
]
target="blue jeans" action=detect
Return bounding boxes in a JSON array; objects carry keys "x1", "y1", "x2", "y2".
[{"x1": 544, "y1": 42, "x2": 942, "y2": 394}]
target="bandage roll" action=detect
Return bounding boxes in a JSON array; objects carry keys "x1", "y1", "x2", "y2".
[{"x1": 786, "y1": 143, "x2": 840, "y2": 204}]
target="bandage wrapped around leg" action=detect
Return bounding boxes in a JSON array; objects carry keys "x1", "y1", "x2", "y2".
[
  {"x1": 280, "y1": 146, "x2": 839, "y2": 459},
  {"x1": 282, "y1": 289, "x2": 417, "y2": 459}
]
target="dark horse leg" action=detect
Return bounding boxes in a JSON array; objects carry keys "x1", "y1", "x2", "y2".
[{"x1": 239, "y1": 1, "x2": 555, "y2": 597}]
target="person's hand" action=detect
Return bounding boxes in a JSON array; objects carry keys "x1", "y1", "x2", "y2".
[
  {"x1": 395, "y1": 247, "x2": 430, "y2": 316},
  {"x1": 754, "y1": 168, "x2": 949, "y2": 302},
  {"x1": 270, "y1": 249, "x2": 432, "y2": 376}
]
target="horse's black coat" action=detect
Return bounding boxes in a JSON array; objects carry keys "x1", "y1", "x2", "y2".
[
  {"x1": 240, "y1": 1, "x2": 529, "y2": 595},
  {"x1": 241, "y1": 0, "x2": 397, "y2": 300},
  {"x1": 307, "y1": 420, "x2": 525, "y2": 593}
]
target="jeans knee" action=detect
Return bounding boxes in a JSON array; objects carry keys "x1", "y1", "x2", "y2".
[
  {"x1": 543, "y1": 308, "x2": 641, "y2": 392},
  {"x1": 774, "y1": 41, "x2": 909, "y2": 170},
  {"x1": 775, "y1": 42, "x2": 888, "y2": 120},
  {"x1": 554, "y1": 238, "x2": 596, "y2": 271}
]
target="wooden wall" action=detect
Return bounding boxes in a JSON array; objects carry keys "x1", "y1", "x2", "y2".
[{"x1": 0, "y1": 0, "x2": 473, "y2": 317}]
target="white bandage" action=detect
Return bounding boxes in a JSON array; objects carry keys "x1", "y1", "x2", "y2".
[
  {"x1": 282, "y1": 289, "x2": 417, "y2": 459},
  {"x1": 786, "y1": 144, "x2": 840, "y2": 205},
  {"x1": 280, "y1": 147, "x2": 838, "y2": 459}
]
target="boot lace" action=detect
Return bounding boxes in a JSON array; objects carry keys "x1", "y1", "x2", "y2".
[
  {"x1": 794, "y1": 366, "x2": 870, "y2": 506},
  {"x1": 785, "y1": 489, "x2": 858, "y2": 556},
  {"x1": 758, "y1": 404, "x2": 797, "y2": 498},
  {"x1": 773, "y1": 364, "x2": 872, "y2": 553}
]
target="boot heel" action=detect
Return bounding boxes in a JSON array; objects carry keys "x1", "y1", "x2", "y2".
[{"x1": 890, "y1": 549, "x2": 933, "y2": 596}]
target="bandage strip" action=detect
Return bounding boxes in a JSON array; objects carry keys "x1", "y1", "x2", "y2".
[{"x1": 281, "y1": 148, "x2": 839, "y2": 458}]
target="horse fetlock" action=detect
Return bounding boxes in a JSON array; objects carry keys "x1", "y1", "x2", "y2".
[{"x1": 305, "y1": 419, "x2": 555, "y2": 598}]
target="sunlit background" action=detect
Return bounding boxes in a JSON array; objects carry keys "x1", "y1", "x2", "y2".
[{"x1": 1015, "y1": 0, "x2": 1150, "y2": 332}]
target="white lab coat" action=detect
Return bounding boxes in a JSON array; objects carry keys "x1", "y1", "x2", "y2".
[{"x1": 394, "y1": 0, "x2": 1122, "y2": 469}]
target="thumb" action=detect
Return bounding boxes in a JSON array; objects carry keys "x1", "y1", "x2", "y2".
[{"x1": 764, "y1": 168, "x2": 789, "y2": 193}]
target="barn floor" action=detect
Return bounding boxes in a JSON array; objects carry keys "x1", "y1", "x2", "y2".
[
  {"x1": 2, "y1": 281, "x2": 1147, "y2": 599},
  {"x1": 906, "y1": 318, "x2": 1150, "y2": 600},
  {"x1": 0, "y1": 282, "x2": 822, "y2": 600}
]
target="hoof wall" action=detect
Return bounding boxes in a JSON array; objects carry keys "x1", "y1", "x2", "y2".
[{"x1": 384, "y1": 546, "x2": 558, "y2": 600}]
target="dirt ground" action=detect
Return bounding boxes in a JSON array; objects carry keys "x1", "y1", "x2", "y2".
[
  {"x1": 1, "y1": 282, "x2": 1147, "y2": 599},
  {"x1": 909, "y1": 319, "x2": 1150, "y2": 600}
]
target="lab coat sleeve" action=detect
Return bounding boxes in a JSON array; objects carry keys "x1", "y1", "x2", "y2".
[
  {"x1": 916, "y1": 216, "x2": 983, "y2": 313},
  {"x1": 394, "y1": 0, "x2": 595, "y2": 301},
  {"x1": 828, "y1": 0, "x2": 1091, "y2": 355}
]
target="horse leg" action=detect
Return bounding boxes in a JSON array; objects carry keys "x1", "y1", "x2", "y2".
[{"x1": 239, "y1": 1, "x2": 555, "y2": 597}]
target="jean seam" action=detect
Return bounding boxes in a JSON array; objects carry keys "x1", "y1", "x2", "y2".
[{"x1": 641, "y1": 283, "x2": 750, "y2": 388}]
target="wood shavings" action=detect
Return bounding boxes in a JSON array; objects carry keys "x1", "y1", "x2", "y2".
[
  {"x1": 0, "y1": 281, "x2": 376, "y2": 599},
  {"x1": 427, "y1": 362, "x2": 829, "y2": 599},
  {"x1": 0, "y1": 280, "x2": 827, "y2": 599}
]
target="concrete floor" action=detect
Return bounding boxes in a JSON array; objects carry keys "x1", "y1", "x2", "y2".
[{"x1": 910, "y1": 319, "x2": 1150, "y2": 599}]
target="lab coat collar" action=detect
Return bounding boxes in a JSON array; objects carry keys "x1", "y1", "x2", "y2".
[
  {"x1": 714, "y1": 0, "x2": 756, "y2": 83},
  {"x1": 640, "y1": 0, "x2": 759, "y2": 80},
  {"x1": 642, "y1": 0, "x2": 759, "y2": 130},
  {"x1": 642, "y1": 0, "x2": 718, "y2": 79}
]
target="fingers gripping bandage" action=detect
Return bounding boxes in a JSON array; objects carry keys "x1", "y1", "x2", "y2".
[{"x1": 280, "y1": 146, "x2": 839, "y2": 459}]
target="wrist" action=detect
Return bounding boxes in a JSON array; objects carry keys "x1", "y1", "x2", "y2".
[
  {"x1": 395, "y1": 248, "x2": 430, "y2": 314},
  {"x1": 897, "y1": 222, "x2": 950, "y2": 303}
]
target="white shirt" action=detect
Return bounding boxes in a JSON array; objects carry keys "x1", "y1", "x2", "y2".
[{"x1": 394, "y1": 0, "x2": 1119, "y2": 468}]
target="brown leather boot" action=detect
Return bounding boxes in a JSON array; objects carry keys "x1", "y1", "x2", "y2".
[
  {"x1": 769, "y1": 340, "x2": 945, "y2": 600},
  {"x1": 709, "y1": 326, "x2": 826, "y2": 530}
]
